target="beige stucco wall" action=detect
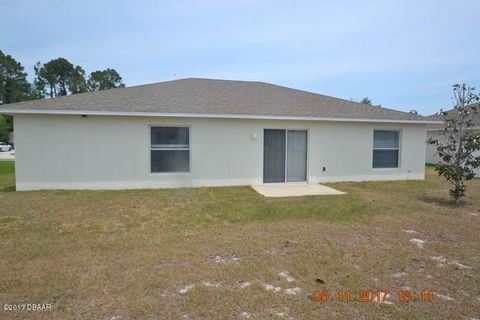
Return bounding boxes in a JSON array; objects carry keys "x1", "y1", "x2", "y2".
[{"x1": 14, "y1": 114, "x2": 427, "y2": 190}]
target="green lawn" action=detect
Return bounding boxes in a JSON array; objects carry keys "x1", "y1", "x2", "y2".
[
  {"x1": 0, "y1": 162, "x2": 479, "y2": 319},
  {"x1": 0, "y1": 160, "x2": 14, "y2": 191}
]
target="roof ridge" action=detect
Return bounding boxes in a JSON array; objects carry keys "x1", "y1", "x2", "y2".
[{"x1": 0, "y1": 78, "x2": 436, "y2": 123}]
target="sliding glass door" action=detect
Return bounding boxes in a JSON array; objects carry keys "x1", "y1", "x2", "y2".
[
  {"x1": 286, "y1": 130, "x2": 307, "y2": 182},
  {"x1": 263, "y1": 129, "x2": 307, "y2": 183},
  {"x1": 263, "y1": 129, "x2": 286, "y2": 183}
]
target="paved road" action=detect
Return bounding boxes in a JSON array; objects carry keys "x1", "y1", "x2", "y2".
[{"x1": 0, "y1": 150, "x2": 15, "y2": 160}]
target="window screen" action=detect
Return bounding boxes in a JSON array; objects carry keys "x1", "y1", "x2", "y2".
[
  {"x1": 151, "y1": 127, "x2": 190, "y2": 173},
  {"x1": 373, "y1": 130, "x2": 399, "y2": 168}
]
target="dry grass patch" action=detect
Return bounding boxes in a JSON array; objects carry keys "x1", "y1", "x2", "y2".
[{"x1": 0, "y1": 163, "x2": 479, "y2": 319}]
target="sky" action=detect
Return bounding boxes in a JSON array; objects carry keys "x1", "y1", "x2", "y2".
[{"x1": 1, "y1": 0, "x2": 479, "y2": 115}]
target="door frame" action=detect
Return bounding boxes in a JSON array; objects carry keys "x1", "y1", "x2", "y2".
[{"x1": 262, "y1": 128, "x2": 309, "y2": 183}]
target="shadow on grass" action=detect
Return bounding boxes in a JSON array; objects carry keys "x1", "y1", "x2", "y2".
[
  {"x1": 1, "y1": 186, "x2": 15, "y2": 192},
  {"x1": 418, "y1": 195, "x2": 461, "y2": 208}
]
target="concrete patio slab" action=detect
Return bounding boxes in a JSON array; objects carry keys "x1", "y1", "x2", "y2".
[{"x1": 251, "y1": 183, "x2": 346, "y2": 197}]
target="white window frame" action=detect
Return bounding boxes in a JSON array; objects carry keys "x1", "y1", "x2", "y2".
[
  {"x1": 372, "y1": 130, "x2": 401, "y2": 169},
  {"x1": 149, "y1": 125, "x2": 191, "y2": 174}
]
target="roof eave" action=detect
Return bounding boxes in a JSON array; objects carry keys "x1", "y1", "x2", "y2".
[{"x1": 0, "y1": 108, "x2": 442, "y2": 125}]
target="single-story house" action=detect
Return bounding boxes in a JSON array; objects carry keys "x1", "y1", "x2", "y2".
[
  {"x1": 425, "y1": 105, "x2": 480, "y2": 176},
  {"x1": 0, "y1": 78, "x2": 441, "y2": 191}
]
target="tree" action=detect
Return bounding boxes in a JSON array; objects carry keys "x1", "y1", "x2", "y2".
[
  {"x1": 68, "y1": 66, "x2": 88, "y2": 94},
  {"x1": 34, "y1": 59, "x2": 74, "y2": 97},
  {"x1": 360, "y1": 97, "x2": 372, "y2": 105},
  {"x1": 34, "y1": 58, "x2": 88, "y2": 97},
  {"x1": 360, "y1": 97, "x2": 381, "y2": 107},
  {"x1": 87, "y1": 69, "x2": 125, "y2": 91},
  {"x1": 0, "y1": 50, "x2": 39, "y2": 142},
  {"x1": 34, "y1": 58, "x2": 124, "y2": 97},
  {"x1": 0, "y1": 50, "x2": 32, "y2": 104},
  {"x1": 34, "y1": 61, "x2": 55, "y2": 97},
  {"x1": 428, "y1": 84, "x2": 480, "y2": 204},
  {"x1": 0, "y1": 116, "x2": 8, "y2": 142},
  {"x1": 52, "y1": 58, "x2": 73, "y2": 95}
]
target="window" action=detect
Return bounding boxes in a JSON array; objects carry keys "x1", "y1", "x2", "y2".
[
  {"x1": 150, "y1": 127, "x2": 190, "y2": 173},
  {"x1": 373, "y1": 130, "x2": 399, "y2": 168}
]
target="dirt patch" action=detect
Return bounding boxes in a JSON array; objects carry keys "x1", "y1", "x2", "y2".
[{"x1": 409, "y1": 238, "x2": 427, "y2": 248}]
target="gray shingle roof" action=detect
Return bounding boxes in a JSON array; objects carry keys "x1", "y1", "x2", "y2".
[
  {"x1": 427, "y1": 103, "x2": 480, "y2": 123},
  {"x1": 0, "y1": 78, "x2": 436, "y2": 123}
]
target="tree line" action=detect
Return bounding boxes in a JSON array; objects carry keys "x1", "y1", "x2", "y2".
[
  {"x1": 0, "y1": 49, "x2": 125, "y2": 141},
  {"x1": 33, "y1": 58, "x2": 124, "y2": 98}
]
